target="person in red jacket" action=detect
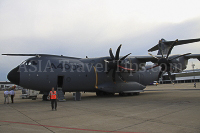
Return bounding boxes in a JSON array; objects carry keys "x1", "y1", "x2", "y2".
[{"x1": 48, "y1": 87, "x2": 58, "y2": 111}]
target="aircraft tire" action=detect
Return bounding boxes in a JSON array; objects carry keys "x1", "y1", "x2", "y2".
[
  {"x1": 128, "y1": 93, "x2": 134, "y2": 96},
  {"x1": 119, "y1": 92, "x2": 127, "y2": 96},
  {"x1": 109, "y1": 93, "x2": 115, "y2": 96},
  {"x1": 96, "y1": 92, "x2": 100, "y2": 96},
  {"x1": 42, "y1": 95, "x2": 48, "y2": 101},
  {"x1": 32, "y1": 97, "x2": 37, "y2": 100},
  {"x1": 96, "y1": 91, "x2": 103, "y2": 96},
  {"x1": 134, "y1": 92, "x2": 140, "y2": 95},
  {"x1": 96, "y1": 92, "x2": 114, "y2": 96}
]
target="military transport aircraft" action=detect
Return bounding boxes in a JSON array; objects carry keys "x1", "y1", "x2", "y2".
[{"x1": 2, "y1": 38, "x2": 200, "y2": 100}]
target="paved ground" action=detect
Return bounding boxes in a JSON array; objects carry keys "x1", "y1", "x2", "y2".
[{"x1": 0, "y1": 83, "x2": 200, "y2": 133}]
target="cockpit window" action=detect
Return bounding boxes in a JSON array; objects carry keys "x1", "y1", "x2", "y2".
[
  {"x1": 26, "y1": 60, "x2": 31, "y2": 65},
  {"x1": 20, "y1": 60, "x2": 37, "y2": 66},
  {"x1": 31, "y1": 60, "x2": 37, "y2": 65},
  {"x1": 20, "y1": 60, "x2": 27, "y2": 65}
]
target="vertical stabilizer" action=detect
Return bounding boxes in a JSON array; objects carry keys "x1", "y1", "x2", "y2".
[{"x1": 157, "y1": 39, "x2": 169, "y2": 55}]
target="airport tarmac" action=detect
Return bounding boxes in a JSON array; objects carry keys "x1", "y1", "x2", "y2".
[{"x1": 0, "y1": 83, "x2": 200, "y2": 133}]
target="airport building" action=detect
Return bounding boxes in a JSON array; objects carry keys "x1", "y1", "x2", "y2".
[
  {"x1": 0, "y1": 81, "x2": 14, "y2": 90},
  {"x1": 160, "y1": 69, "x2": 200, "y2": 84}
]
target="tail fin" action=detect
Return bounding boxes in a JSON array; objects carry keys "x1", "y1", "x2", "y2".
[{"x1": 148, "y1": 38, "x2": 200, "y2": 55}]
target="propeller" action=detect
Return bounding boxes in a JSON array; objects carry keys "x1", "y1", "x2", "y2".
[
  {"x1": 105, "y1": 44, "x2": 131, "y2": 83},
  {"x1": 148, "y1": 39, "x2": 191, "y2": 84}
]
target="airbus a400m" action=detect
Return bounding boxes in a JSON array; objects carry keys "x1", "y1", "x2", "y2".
[{"x1": 3, "y1": 38, "x2": 200, "y2": 100}]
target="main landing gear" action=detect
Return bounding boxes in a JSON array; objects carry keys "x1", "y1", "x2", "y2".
[
  {"x1": 96, "y1": 91, "x2": 115, "y2": 96},
  {"x1": 96, "y1": 91, "x2": 140, "y2": 96},
  {"x1": 42, "y1": 95, "x2": 48, "y2": 101},
  {"x1": 119, "y1": 92, "x2": 140, "y2": 96}
]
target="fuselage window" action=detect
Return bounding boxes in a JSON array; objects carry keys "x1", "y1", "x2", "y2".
[
  {"x1": 20, "y1": 60, "x2": 27, "y2": 65},
  {"x1": 25, "y1": 60, "x2": 30, "y2": 65}
]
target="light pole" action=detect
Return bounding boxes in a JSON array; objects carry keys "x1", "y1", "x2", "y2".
[{"x1": 192, "y1": 62, "x2": 195, "y2": 82}]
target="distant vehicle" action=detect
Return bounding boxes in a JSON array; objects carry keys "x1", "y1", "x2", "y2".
[
  {"x1": 149, "y1": 81, "x2": 158, "y2": 85},
  {"x1": 1, "y1": 88, "x2": 6, "y2": 90},
  {"x1": 20, "y1": 89, "x2": 39, "y2": 100},
  {"x1": 2, "y1": 85, "x2": 12, "y2": 90},
  {"x1": 15, "y1": 86, "x2": 23, "y2": 90},
  {"x1": 153, "y1": 81, "x2": 159, "y2": 86}
]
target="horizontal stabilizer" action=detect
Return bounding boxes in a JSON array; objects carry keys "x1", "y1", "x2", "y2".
[{"x1": 148, "y1": 38, "x2": 200, "y2": 52}]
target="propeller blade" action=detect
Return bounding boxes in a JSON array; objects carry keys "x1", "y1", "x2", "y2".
[
  {"x1": 166, "y1": 39, "x2": 178, "y2": 58},
  {"x1": 109, "y1": 48, "x2": 115, "y2": 60},
  {"x1": 118, "y1": 65, "x2": 135, "y2": 71},
  {"x1": 173, "y1": 64, "x2": 182, "y2": 72},
  {"x1": 117, "y1": 72, "x2": 126, "y2": 82},
  {"x1": 120, "y1": 53, "x2": 131, "y2": 61},
  {"x1": 104, "y1": 60, "x2": 109, "y2": 63},
  {"x1": 146, "y1": 64, "x2": 159, "y2": 70},
  {"x1": 158, "y1": 40, "x2": 164, "y2": 58},
  {"x1": 106, "y1": 68, "x2": 112, "y2": 74},
  {"x1": 112, "y1": 68, "x2": 116, "y2": 83},
  {"x1": 169, "y1": 63, "x2": 183, "y2": 72},
  {"x1": 169, "y1": 53, "x2": 191, "y2": 61},
  {"x1": 167, "y1": 71, "x2": 174, "y2": 84},
  {"x1": 158, "y1": 47, "x2": 164, "y2": 58},
  {"x1": 106, "y1": 44, "x2": 131, "y2": 83},
  {"x1": 115, "y1": 44, "x2": 122, "y2": 60},
  {"x1": 148, "y1": 53, "x2": 159, "y2": 60},
  {"x1": 157, "y1": 71, "x2": 162, "y2": 82}
]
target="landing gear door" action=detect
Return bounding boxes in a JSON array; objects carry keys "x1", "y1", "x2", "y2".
[{"x1": 138, "y1": 73, "x2": 144, "y2": 85}]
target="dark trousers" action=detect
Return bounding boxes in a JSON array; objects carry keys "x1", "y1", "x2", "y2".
[
  {"x1": 11, "y1": 95, "x2": 14, "y2": 103},
  {"x1": 51, "y1": 99, "x2": 57, "y2": 109}
]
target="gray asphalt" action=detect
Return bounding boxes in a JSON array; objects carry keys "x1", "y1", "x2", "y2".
[{"x1": 0, "y1": 83, "x2": 200, "y2": 133}]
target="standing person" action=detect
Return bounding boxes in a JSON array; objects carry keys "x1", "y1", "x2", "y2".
[
  {"x1": 4, "y1": 89, "x2": 10, "y2": 104},
  {"x1": 48, "y1": 87, "x2": 58, "y2": 111},
  {"x1": 194, "y1": 82, "x2": 196, "y2": 88},
  {"x1": 10, "y1": 86, "x2": 15, "y2": 103}
]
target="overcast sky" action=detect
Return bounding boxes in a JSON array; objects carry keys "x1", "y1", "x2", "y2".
[{"x1": 1, "y1": 0, "x2": 200, "y2": 81}]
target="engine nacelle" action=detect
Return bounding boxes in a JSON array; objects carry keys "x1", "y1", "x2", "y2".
[{"x1": 169, "y1": 55, "x2": 188, "y2": 73}]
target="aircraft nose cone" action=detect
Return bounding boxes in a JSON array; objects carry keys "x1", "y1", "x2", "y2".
[{"x1": 7, "y1": 66, "x2": 20, "y2": 85}]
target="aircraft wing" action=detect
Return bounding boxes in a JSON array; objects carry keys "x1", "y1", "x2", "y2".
[
  {"x1": 164, "y1": 38, "x2": 200, "y2": 46},
  {"x1": 2, "y1": 54, "x2": 81, "y2": 59},
  {"x1": 2, "y1": 54, "x2": 48, "y2": 56},
  {"x1": 184, "y1": 54, "x2": 200, "y2": 61},
  {"x1": 130, "y1": 54, "x2": 200, "y2": 63}
]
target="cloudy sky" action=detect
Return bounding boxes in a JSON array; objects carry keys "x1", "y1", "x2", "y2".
[{"x1": 1, "y1": 0, "x2": 200, "y2": 81}]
